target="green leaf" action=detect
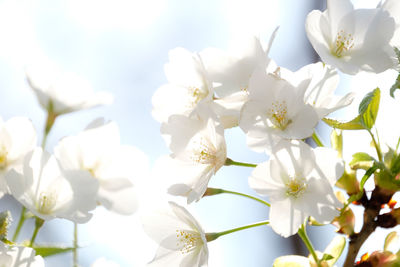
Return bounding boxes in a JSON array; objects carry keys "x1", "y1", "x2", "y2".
[
  {"x1": 358, "y1": 88, "x2": 380, "y2": 130},
  {"x1": 349, "y1": 152, "x2": 375, "y2": 170},
  {"x1": 323, "y1": 116, "x2": 364, "y2": 130},
  {"x1": 0, "y1": 211, "x2": 11, "y2": 240},
  {"x1": 33, "y1": 245, "x2": 74, "y2": 257},
  {"x1": 390, "y1": 47, "x2": 400, "y2": 98}
]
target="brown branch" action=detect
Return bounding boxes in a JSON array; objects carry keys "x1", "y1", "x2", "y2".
[{"x1": 343, "y1": 207, "x2": 378, "y2": 267}]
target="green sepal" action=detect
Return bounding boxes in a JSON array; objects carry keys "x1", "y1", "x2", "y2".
[
  {"x1": 330, "y1": 129, "x2": 343, "y2": 158},
  {"x1": 323, "y1": 116, "x2": 364, "y2": 130},
  {"x1": 345, "y1": 164, "x2": 379, "y2": 207},
  {"x1": 375, "y1": 168, "x2": 400, "y2": 192},
  {"x1": 33, "y1": 245, "x2": 74, "y2": 257},
  {"x1": 384, "y1": 231, "x2": 399, "y2": 252},
  {"x1": 349, "y1": 152, "x2": 375, "y2": 170},
  {"x1": 390, "y1": 47, "x2": 400, "y2": 98},
  {"x1": 390, "y1": 152, "x2": 400, "y2": 175},
  {"x1": 358, "y1": 88, "x2": 380, "y2": 130},
  {"x1": 336, "y1": 169, "x2": 359, "y2": 195},
  {"x1": 321, "y1": 253, "x2": 334, "y2": 261},
  {"x1": 323, "y1": 236, "x2": 346, "y2": 267}
]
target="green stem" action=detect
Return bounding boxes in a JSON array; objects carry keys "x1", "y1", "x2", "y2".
[
  {"x1": 367, "y1": 129, "x2": 382, "y2": 162},
  {"x1": 12, "y1": 206, "x2": 26, "y2": 242},
  {"x1": 225, "y1": 158, "x2": 257, "y2": 168},
  {"x1": 29, "y1": 218, "x2": 44, "y2": 247},
  {"x1": 206, "y1": 220, "x2": 269, "y2": 242},
  {"x1": 298, "y1": 224, "x2": 321, "y2": 267},
  {"x1": 41, "y1": 110, "x2": 58, "y2": 149},
  {"x1": 204, "y1": 187, "x2": 270, "y2": 207},
  {"x1": 73, "y1": 223, "x2": 78, "y2": 267},
  {"x1": 312, "y1": 131, "x2": 324, "y2": 147}
]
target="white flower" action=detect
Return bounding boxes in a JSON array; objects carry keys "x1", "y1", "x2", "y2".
[
  {"x1": 381, "y1": 0, "x2": 400, "y2": 48},
  {"x1": 276, "y1": 62, "x2": 354, "y2": 119},
  {"x1": 26, "y1": 63, "x2": 113, "y2": 115},
  {"x1": 306, "y1": 0, "x2": 396, "y2": 74},
  {"x1": 54, "y1": 118, "x2": 148, "y2": 215},
  {"x1": 91, "y1": 258, "x2": 120, "y2": 267},
  {"x1": 142, "y1": 202, "x2": 208, "y2": 267},
  {"x1": 0, "y1": 117, "x2": 36, "y2": 196},
  {"x1": 200, "y1": 32, "x2": 277, "y2": 128},
  {"x1": 158, "y1": 109, "x2": 226, "y2": 203},
  {"x1": 152, "y1": 48, "x2": 214, "y2": 123},
  {"x1": 0, "y1": 242, "x2": 45, "y2": 267},
  {"x1": 249, "y1": 140, "x2": 343, "y2": 237},
  {"x1": 239, "y1": 67, "x2": 319, "y2": 153},
  {"x1": 6, "y1": 147, "x2": 98, "y2": 223}
]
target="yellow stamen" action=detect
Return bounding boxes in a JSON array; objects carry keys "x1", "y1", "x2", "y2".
[
  {"x1": 333, "y1": 30, "x2": 354, "y2": 57},
  {"x1": 285, "y1": 177, "x2": 307, "y2": 198},
  {"x1": 176, "y1": 229, "x2": 201, "y2": 254},
  {"x1": 268, "y1": 100, "x2": 291, "y2": 130}
]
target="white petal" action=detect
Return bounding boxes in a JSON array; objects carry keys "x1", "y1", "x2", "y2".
[
  {"x1": 269, "y1": 198, "x2": 306, "y2": 237},
  {"x1": 5, "y1": 117, "x2": 36, "y2": 162}
]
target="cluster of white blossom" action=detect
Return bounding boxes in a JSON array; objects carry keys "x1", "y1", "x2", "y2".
[
  {"x1": 2, "y1": 0, "x2": 400, "y2": 266},
  {"x1": 0, "y1": 60, "x2": 148, "y2": 266},
  {"x1": 143, "y1": 0, "x2": 400, "y2": 266}
]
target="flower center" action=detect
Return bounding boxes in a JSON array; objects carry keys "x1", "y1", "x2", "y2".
[
  {"x1": 285, "y1": 177, "x2": 307, "y2": 198},
  {"x1": 37, "y1": 192, "x2": 58, "y2": 215},
  {"x1": 190, "y1": 136, "x2": 217, "y2": 165},
  {"x1": 176, "y1": 230, "x2": 201, "y2": 254},
  {"x1": 333, "y1": 30, "x2": 354, "y2": 57},
  {"x1": 268, "y1": 100, "x2": 292, "y2": 130},
  {"x1": 0, "y1": 145, "x2": 8, "y2": 169},
  {"x1": 187, "y1": 87, "x2": 207, "y2": 108}
]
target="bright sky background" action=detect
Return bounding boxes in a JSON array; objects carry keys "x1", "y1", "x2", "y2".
[{"x1": 0, "y1": 0, "x2": 399, "y2": 266}]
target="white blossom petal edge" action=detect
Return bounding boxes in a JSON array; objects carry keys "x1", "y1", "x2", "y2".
[
  {"x1": 142, "y1": 202, "x2": 208, "y2": 267},
  {"x1": 249, "y1": 140, "x2": 343, "y2": 237}
]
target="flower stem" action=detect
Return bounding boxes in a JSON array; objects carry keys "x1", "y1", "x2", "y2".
[
  {"x1": 73, "y1": 222, "x2": 78, "y2": 267},
  {"x1": 224, "y1": 158, "x2": 257, "y2": 168},
  {"x1": 206, "y1": 220, "x2": 269, "y2": 242},
  {"x1": 367, "y1": 129, "x2": 382, "y2": 162},
  {"x1": 12, "y1": 206, "x2": 26, "y2": 242},
  {"x1": 29, "y1": 217, "x2": 44, "y2": 247},
  {"x1": 41, "y1": 106, "x2": 58, "y2": 149},
  {"x1": 298, "y1": 224, "x2": 321, "y2": 267},
  {"x1": 312, "y1": 131, "x2": 324, "y2": 147},
  {"x1": 204, "y1": 187, "x2": 270, "y2": 207}
]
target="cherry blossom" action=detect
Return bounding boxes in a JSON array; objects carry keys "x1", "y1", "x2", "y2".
[
  {"x1": 6, "y1": 147, "x2": 98, "y2": 223},
  {"x1": 306, "y1": 0, "x2": 396, "y2": 74},
  {"x1": 249, "y1": 140, "x2": 343, "y2": 237},
  {"x1": 240, "y1": 67, "x2": 319, "y2": 153},
  {"x1": 0, "y1": 117, "x2": 36, "y2": 196},
  {"x1": 54, "y1": 118, "x2": 148, "y2": 215},
  {"x1": 26, "y1": 63, "x2": 113, "y2": 115},
  {"x1": 142, "y1": 202, "x2": 208, "y2": 267}
]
